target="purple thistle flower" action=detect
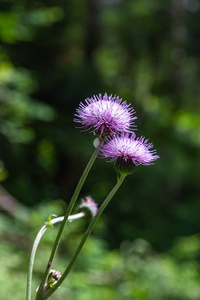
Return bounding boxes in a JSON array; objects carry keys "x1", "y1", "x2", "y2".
[
  {"x1": 101, "y1": 133, "x2": 159, "y2": 174},
  {"x1": 74, "y1": 93, "x2": 137, "y2": 137}
]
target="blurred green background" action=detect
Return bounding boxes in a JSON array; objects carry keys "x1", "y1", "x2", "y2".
[{"x1": 0, "y1": 0, "x2": 200, "y2": 299}]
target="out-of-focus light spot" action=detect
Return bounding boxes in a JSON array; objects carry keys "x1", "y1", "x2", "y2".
[
  {"x1": 175, "y1": 113, "x2": 193, "y2": 132},
  {"x1": 183, "y1": 0, "x2": 199, "y2": 12},
  {"x1": 143, "y1": 96, "x2": 160, "y2": 114},
  {"x1": 173, "y1": 26, "x2": 188, "y2": 41},
  {"x1": 37, "y1": 139, "x2": 56, "y2": 170},
  {"x1": 174, "y1": 111, "x2": 200, "y2": 147},
  {"x1": 171, "y1": 48, "x2": 187, "y2": 65}
]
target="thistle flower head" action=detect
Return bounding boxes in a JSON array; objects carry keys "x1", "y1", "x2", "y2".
[
  {"x1": 74, "y1": 93, "x2": 137, "y2": 137},
  {"x1": 101, "y1": 133, "x2": 159, "y2": 176},
  {"x1": 78, "y1": 196, "x2": 98, "y2": 218}
]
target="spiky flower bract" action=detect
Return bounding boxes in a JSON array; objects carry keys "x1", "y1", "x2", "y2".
[
  {"x1": 101, "y1": 133, "x2": 159, "y2": 176},
  {"x1": 74, "y1": 93, "x2": 137, "y2": 137}
]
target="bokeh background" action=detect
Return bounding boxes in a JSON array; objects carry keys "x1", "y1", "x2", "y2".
[{"x1": 1, "y1": 0, "x2": 200, "y2": 299}]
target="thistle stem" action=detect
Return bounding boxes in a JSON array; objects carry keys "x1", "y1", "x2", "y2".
[
  {"x1": 43, "y1": 174, "x2": 126, "y2": 300},
  {"x1": 26, "y1": 213, "x2": 84, "y2": 300},
  {"x1": 35, "y1": 146, "x2": 99, "y2": 300}
]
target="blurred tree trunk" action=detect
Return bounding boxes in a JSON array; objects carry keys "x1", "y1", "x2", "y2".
[
  {"x1": 85, "y1": 0, "x2": 102, "y2": 62},
  {"x1": 170, "y1": 0, "x2": 187, "y2": 107}
]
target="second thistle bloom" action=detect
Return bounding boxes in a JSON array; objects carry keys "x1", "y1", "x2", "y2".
[
  {"x1": 74, "y1": 93, "x2": 137, "y2": 137},
  {"x1": 101, "y1": 133, "x2": 159, "y2": 176}
]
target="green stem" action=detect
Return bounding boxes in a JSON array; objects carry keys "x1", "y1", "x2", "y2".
[
  {"x1": 35, "y1": 147, "x2": 99, "y2": 300},
  {"x1": 43, "y1": 174, "x2": 126, "y2": 300},
  {"x1": 26, "y1": 213, "x2": 84, "y2": 300}
]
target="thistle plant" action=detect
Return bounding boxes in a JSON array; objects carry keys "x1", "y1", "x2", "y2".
[
  {"x1": 74, "y1": 93, "x2": 137, "y2": 136},
  {"x1": 26, "y1": 93, "x2": 159, "y2": 300}
]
